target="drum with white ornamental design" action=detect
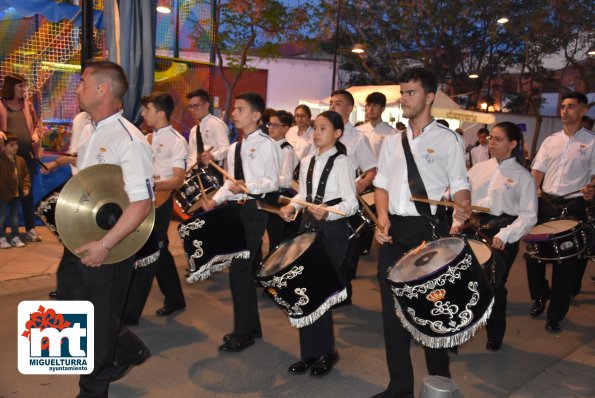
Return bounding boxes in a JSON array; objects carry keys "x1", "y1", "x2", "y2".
[
  {"x1": 387, "y1": 237, "x2": 494, "y2": 348},
  {"x1": 257, "y1": 232, "x2": 347, "y2": 328}
]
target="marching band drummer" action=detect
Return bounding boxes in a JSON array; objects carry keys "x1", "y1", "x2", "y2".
[
  {"x1": 279, "y1": 110, "x2": 358, "y2": 378},
  {"x1": 203, "y1": 92, "x2": 281, "y2": 352},
  {"x1": 373, "y1": 68, "x2": 471, "y2": 398},
  {"x1": 59, "y1": 61, "x2": 153, "y2": 397},
  {"x1": 452, "y1": 122, "x2": 538, "y2": 351},
  {"x1": 123, "y1": 92, "x2": 189, "y2": 325},
  {"x1": 186, "y1": 89, "x2": 230, "y2": 178},
  {"x1": 266, "y1": 110, "x2": 299, "y2": 249},
  {"x1": 525, "y1": 91, "x2": 595, "y2": 333}
]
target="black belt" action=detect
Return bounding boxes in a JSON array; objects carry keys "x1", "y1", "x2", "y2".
[{"x1": 542, "y1": 192, "x2": 583, "y2": 206}]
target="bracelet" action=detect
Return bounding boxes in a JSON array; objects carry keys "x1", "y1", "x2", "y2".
[{"x1": 101, "y1": 241, "x2": 111, "y2": 251}]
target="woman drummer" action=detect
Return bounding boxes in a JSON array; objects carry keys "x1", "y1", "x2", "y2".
[
  {"x1": 452, "y1": 121, "x2": 537, "y2": 351},
  {"x1": 279, "y1": 110, "x2": 358, "y2": 377}
]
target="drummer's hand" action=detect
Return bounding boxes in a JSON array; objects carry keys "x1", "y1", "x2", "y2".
[
  {"x1": 229, "y1": 179, "x2": 247, "y2": 194},
  {"x1": 492, "y1": 237, "x2": 505, "y2": 251},
  {"x1": 279, "y1": 205, "x2": 296, "y2": 222},
  {"x1": 581, "y1": 184, "x2": 594, "y2": 201},
  {"x1": 449, "y1": 225, "x2": 462, "y2": 235},
  {"x1": 453, "y1": 199, "x2": 471, "y2": 223},
  {"x1": 76, "y1": 241, "x2": 109, "y2": 267},
  {"x1": 375, "y1": 214, "x2": 392, "y2": 244},
  {"x1": 200, "y1": 149, "x2": 214, "y2": 165},
  {"x1": 355, "y1": 180, "x2": 367, "y2": 194},
  {"x1": 308, "y1": 204, "x2": 329, "y2": 220}
]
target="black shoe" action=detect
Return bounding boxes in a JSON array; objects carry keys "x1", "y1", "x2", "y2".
[
  {"x1": 310, "y1": 351, "x2": 339, "y2": 377},
  {"x1": 155, "y1": 305, "x2": 185, "y2": 317},
  {"x1": 545, "y1": 320, "x2": 561, "y2": 333},
  {"x1": 486, "y1": 340, "x2": 502, "y2": 351},
  {"x1": 111, "y1": 346, "x2": 151, "y2": 381},
  {"x1": 48, "y1": 290, "x2": 58, "y2": 299},
  {"x1": 530, "y1": 298, "x2": 547, "y2": 317},
  {"x1": 287, "y1": 357, "x2": 317, "y2": 374},
  {"x1": 223, "y1": 329, "x2": 262, "y2": 342},
  {"x1": 218, "y1": 334, "x2": 254, "y2": 352}
]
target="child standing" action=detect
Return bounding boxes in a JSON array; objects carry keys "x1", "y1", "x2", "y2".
[{"x1": 0, "y1": 132, "x2": 30, "y2": 248}]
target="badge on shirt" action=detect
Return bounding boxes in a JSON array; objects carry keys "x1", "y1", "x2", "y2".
[
  {"x1": 249, "y1": 147, "x2": 256, "y2": 160},
  {"x1": 579, "y1": 144, "x2": 587, "y2": 156},
  {"x1": 504, "y1": 178, "x2": 514, "y2": 190},
  {"x1": 95, "y1": 147, "x2": 107, "y2": 163},
  {"x1": 422, "y1": 148, "x2": 435, "y2": 164}
]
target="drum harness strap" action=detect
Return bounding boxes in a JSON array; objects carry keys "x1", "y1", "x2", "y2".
[
  {"x1": 233, "y1": 139, "x2": 278, "y2": 204},
  {"x1": 306, "y1": 152, "x2": 343, "y2": 207},
  {"x1": 401, "y1": 131, "x2": 443, "y2": 239}
]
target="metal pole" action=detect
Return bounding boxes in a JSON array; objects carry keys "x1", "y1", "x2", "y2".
[
  {"x1": 81, "y1": 0, "x2": 94, "y2": 69},
  {"x1": 174, "y1": 0, "x2": 180, "y2": 58},
  {"x1": 331, "y1": 0, "x2": 341, "y2": 92}
]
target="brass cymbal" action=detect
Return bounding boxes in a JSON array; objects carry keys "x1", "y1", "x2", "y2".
[{"x1": 55, "y1": 164, "x2": 155, "y2": 264}]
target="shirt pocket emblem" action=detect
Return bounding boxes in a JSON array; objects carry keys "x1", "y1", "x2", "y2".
[
  {"x1": 422, "y1": 148, "x2": 435, "y2": 164},
  {"x1": 249, "y1": 147, "x2": 257, "y2": 160},
  {"x1": 504, "y1": 178, "x2": 514, "y2": 190}
]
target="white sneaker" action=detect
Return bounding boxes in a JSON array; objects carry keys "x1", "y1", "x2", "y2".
[
  {"x1": 10, "y1": 236, "x2": 26, "y2": 248},
  {"x1": 0, "y1": 237, "x2": 10, "y2": 249},
  {"x1": 25, "y1": 229, "x2": 42, "y2": 242}
]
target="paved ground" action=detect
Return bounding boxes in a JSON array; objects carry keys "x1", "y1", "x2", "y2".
[{"x1": 1, "y1": 225, "x2": 594, "y2": 398}]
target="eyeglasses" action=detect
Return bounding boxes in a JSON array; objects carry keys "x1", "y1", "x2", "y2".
[
  {"x1": 186, "y1": 102, "x2": 207, "y2": 110},
  {"x1": 487, "y1": 136, "x2": 508, "y2": 143},
  {"x1": 267, "y1": 123, "x2": 287, "y2": 129}
]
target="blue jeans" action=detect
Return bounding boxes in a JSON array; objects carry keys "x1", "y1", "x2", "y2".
[{"x1": 0, "y1": 198, "x2": 20, "y2": 237}]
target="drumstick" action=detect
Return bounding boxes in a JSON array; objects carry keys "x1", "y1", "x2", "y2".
[
  {"x1": 562, "y1": 184, "x2": 594, "y2": 198},
  {"x1": 278, "y1": 195, "x2": 347, "y2": 216},
  {"x1": 410, "y1": 196, "x2": 491, "y2": 213},
  {"x1": 256, "y1": 200, "x2": 299, "y2": 221},
  {"x1": 357, "y1": 194, "x2": 393, "y2": 244},
  {"x1": 195, "y1": 171, "x2": 209, "y2": 209},
  {"x1": 208, "y1": 160, "x2": 250, "y2": 194}
]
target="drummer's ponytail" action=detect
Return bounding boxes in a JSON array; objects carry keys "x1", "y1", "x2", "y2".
[
  {"x1": 494, "y1": 121, "x2": 525, "y2": 166},
  {"x1": 317, "y1": 110, "x2": 345, "y2": 154}
]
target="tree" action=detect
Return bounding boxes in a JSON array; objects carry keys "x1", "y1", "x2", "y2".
[{"x1": 209, "y1": 0, "x2": 308, "y2": 122}]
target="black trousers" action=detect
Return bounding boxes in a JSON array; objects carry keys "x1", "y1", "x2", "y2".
[
  {"x1": 485, "y1": 240, "x2": 519, "y2": 344},
  {"x1": 378, "y1": 215, "x2": 450, "y2": 397},
  {"x1": 230, "y1": 200, "x2": 268, "y2": 335},
  {"x1": 298, "y1": 216, "x2": 349, "y2": 358},
  {"x1": 525, "y1": 195, "x2": 588, "y2": 323},
  {"x1": 57, "y1": 249, "x2": 146, "y2": 398},
  {"x1": 123, "y1": 196, "x2": 184, "y2": 324}
]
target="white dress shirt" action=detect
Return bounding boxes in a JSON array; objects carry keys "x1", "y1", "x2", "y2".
[
  {"x1": 286, "y1": 125, "x2": 314, "y2": 160},
  {"x1": 340, "y1": 122, "x2": 377, "y2": 172},
  {"x1": 470, "y1": 143, "x2": 489, "y2": 166},
  {"x1": 467, "y1": 157, "x2": 537, "y2": 243},
  {"x1": 151, "y1": 125, "x2": 189, "y2": 181},
  {"x1": 531, "y1": 128, "x2": 595, "y2": 197},
  {"x1": 357, "y1": 121, "x2": 396, "y2": 158},
  {"x1": 276, "y1": 138, "x2": 299, "y2": 189},
  {"x1": 77, "y1": 112, "x2": 153, "y2": 202},
  {"x1": 292, "y1": 146, "x2": 358, "y2": 221},
  {"x1": 212, "y1": 130, "x2": 281, "y2": 205},
  {"x1": 187, "y1": 113, "x2": 230, "y2": 169},
  {"x1": 373, "y1": 120, "x2": 470, "y2": 216}
]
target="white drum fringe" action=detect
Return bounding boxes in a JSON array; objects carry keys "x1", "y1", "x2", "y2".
[
  {"x1": 289, "y1": 288, "x2": 347, "y2": 328},
  {"x1": 186, "y1": 250, "x2": 250, "y2": 283},
  {"x1": 393, "y1": 296, "x2": 494, "y2": 349},
  {"x1": 133, "y1": 250, "x2": 161, "y2": 269}
]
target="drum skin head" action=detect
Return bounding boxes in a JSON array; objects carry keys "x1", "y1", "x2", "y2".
[
  {"x1": 468, "y1": 239, "x2": 492, "y2": 264},
  {"x1": 389, "y1": 237, "x2": 465, "y2": 283},
  {"x1": 259, "y1": 232, "x2": 316, "y2": 277}
]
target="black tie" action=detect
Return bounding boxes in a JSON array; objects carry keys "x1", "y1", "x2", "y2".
[
  {"x1": 234, "y1": 140, "x2": 244, "y2": 181},
  {"x1": 195, "y1": 123, "x2": 204, "y2": 156}
]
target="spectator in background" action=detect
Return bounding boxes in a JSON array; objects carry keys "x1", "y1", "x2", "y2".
[
  {"x1": 470, "y1": 127, "x2": 490, "y2": 166},
  {"x1": 286, "y1": 104, "x2": 314, "y2": 160},
  {"x1": 0, "y1": 132, "x2": 30, "y2": 248},
  {"x1": 0, "y1": 73, "x2": 42, "y2": 242},
  {"x1": 358, "y1": 92, "x2": 396, "y2": 157}
]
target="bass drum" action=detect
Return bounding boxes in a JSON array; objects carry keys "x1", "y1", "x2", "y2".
[{"x1": 387, "y1": 237, "x2": 494, "y2": 348}]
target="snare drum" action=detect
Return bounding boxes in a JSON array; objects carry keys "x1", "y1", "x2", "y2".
[
  {"x1": 387, "y1": 237, "x2": 494, "y2": 348},
  {"x1": 347, "y1": 191, "x2": 376, "y2": 240},
  {"x1": 467, "y1": 238, "x2": 495, "y2": 284},
  {"x1": 523, "y1": 219, "x2": 587, "y2": 262},
  {"x1": 257, "y1": 232, "x2": 347, "y2": 328},
  {"x1": 35, "y1": 184, "x2": 64, "y2": 243},
  {"x1": 174, "y1": 168, "x2": 220, "y2": 215}
]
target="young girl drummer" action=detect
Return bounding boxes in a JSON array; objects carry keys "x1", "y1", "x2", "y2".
[
  {"x1": 279, "y1": 110, "x2": 358, "y2": 377},
  {"x1": 452, "y1": 121, "x2": 537, "y2": 351}
]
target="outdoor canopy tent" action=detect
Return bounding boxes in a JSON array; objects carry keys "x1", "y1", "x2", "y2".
[{"x1": 301, "y1": 85, "x2": 495, "y2": 125}]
